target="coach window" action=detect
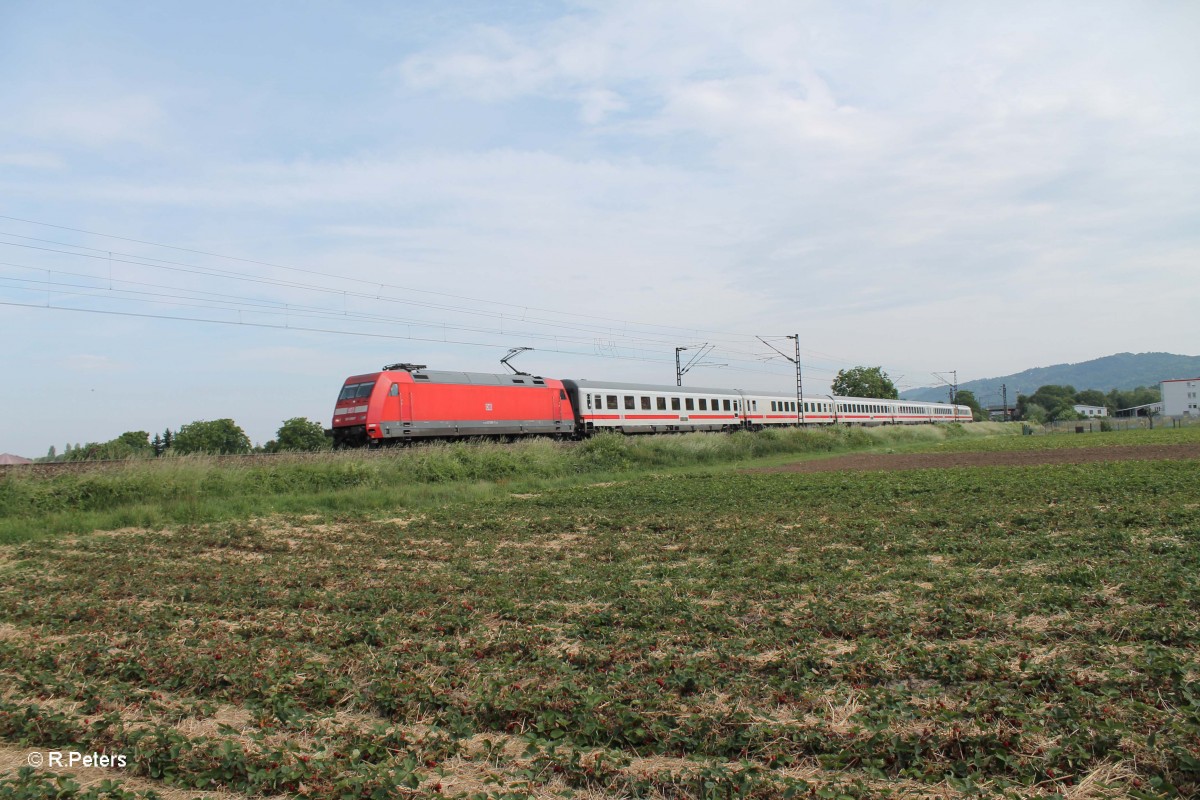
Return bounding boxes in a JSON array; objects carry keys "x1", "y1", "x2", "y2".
[
  {"x1": 657, "y1": 397, "x2": 667, "y2": 410},
  {"x1": 671, "y1": 397, "x2": 681, "y2": 411},
  {"x1": 641, "y1": 396, "x2": 651, "y2": 410},
  {"x1": 606, "y1": 395, "x2": 618, "y2": 410},
  {"x1": 733, "y1": 400, "x2": 739, "y2": 411},
  {"x1": 685, "y1": 398, "x2": 695, "y2": 411},
  {"x1": 699, "y1": 399, "x2": 708, "y2": 410},
  {"x1": 625, "y1": 396, "x2": 635, "y2": 410},
  {"x1": 723, "y1": 399, "x2": 731, "y2": 411}
]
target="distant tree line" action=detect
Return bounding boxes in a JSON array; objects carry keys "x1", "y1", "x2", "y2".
[
  {"x1": 40, "y1": 417, "x2": 331, "y2": 462},
  {"x1": 1014, "y1": 385, "x2": 1161, "y2": 424}
]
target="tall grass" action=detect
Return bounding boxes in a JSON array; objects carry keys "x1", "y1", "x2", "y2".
[{"x1": 0, "y1": 424, "x2": 1011, "y2": 542}]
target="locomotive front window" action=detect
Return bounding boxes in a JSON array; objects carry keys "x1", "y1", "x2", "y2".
[
  {"x1": 338, "y1": 383, "x2": 364, "y2": 401},
  {"x1": 356, "y1": 384, "x2": 375, "y2": 399}
]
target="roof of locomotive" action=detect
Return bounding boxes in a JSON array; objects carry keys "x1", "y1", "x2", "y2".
[{"x1": 382, "y1": 369, "x2": 559, "y2": 387}]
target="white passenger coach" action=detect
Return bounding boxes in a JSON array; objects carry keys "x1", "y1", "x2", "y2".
[{"x1": 560, "y1": 379, "x2": 971, "y2": 434}]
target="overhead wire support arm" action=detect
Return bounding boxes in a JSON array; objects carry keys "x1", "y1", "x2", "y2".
[
  {"x1": 757, "y1": 334, "x2": 804, "y2": 424},
  {"x1": 932, "y1": 370, "x2": 958, "y2": 405},
  {"x1": 675, "y1": 343, "x2": 713, "y2": 386}
]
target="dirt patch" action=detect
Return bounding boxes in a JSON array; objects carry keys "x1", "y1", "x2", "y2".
[{"x1": 752, "y1": 443, "x2": 1200, "y2": 474}]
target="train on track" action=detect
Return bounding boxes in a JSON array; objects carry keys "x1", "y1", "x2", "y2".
[{"x1": 331, "y1": 363, "x2": 972, "y2": 448}]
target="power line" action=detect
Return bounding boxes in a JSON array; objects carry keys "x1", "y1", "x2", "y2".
[
  {"x1": 0, "y1": 298, "x2": 799, "y2": 380},
  {"x1": 0, "y1": 215, "x2": 773, "y2": 341},
  {"x1": 0, "y1": 215, "x2": 940, "y2": 383}
]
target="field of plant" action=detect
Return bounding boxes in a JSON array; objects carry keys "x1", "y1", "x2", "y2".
[{"x1": 1, "y1": 426, "x2": 1198, "y2": 799}]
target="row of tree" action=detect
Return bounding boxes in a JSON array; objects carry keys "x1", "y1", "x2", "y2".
[
  {"x1": 43, "y1": 417, "x2": 331, "y2": 461},
  {"x1": 1015, "y1": 385, "x2": 1161, "y2": 423},
  {"x1": 828, "y1": 366, "x2": 1162, "y2": 424}
]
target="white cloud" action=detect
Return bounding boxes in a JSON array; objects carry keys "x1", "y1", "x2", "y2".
[
  {"x1": 24, "y1": 93, "x2": 164, "y2": 147},
  {"x1": 0, "y1": 151, "x2": 65, "y2": 169},
  {"x1": 63, "y1": 354, "x2": 128, "y2": 373}
]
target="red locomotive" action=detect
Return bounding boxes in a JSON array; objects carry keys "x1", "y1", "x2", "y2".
[
  {"x1": 331, "y1": 363, "x2": 574, "y2": 448},
  {"x1": 331, "y1": 363, "x2": 972, "y2": 447}
]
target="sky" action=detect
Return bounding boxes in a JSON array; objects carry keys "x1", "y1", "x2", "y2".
[{"x1": 1, "y1": 1, "x2": 1197, "y2": 456}]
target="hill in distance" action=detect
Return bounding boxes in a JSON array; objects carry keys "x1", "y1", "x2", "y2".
[{"x1": 901, "y1": 352, "x2": 1200, "y2": 405}]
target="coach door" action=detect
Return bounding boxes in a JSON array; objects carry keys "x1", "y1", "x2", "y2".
[{"x1": 553, "y1": 388, "x2": 566, "y2": 431}]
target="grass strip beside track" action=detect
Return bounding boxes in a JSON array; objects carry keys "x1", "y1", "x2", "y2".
[{"x1": 0, "y1": 424, "x2": 1009, "y2": 544}]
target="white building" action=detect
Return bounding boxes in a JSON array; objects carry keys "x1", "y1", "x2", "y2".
[
  {"x1": 1073, "y1": 404, "x2": 1108, "y2": 418},
  {"x1": 1161, "y1": 377, "x2": 1200, "y2": 417}
]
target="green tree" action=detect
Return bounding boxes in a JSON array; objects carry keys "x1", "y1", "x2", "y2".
[
  {"x1": 831, "y1": 366, "x2": 899, "y2": 399},
  {"x1": 953, "y1": 389, "x2": 984, "y2": 421},
  {"x1": 1021, "y1": 402, "x2": 1049, "y2": 424},
  {"x1": 114, "y1": 431, "x2": 152, "y2": 454},
  {"x1": 271, "y1": 417, "x2": 330, "y2": 452},
  {"x1": 172, "y1": 419, "x2": 252, "y2": 455},
  {"x1": 1106, "y1": 386, "x2": 1160, "y2": 413},
  {"x1": 1074, "y1": 389, "x2": 1107, "y2": 408},
  {"x1": 1019, "y1": 385, "x2": 1080, "y2": 422}
]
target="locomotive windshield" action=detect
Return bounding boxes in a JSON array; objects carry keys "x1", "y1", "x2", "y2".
[{"x1": 338, "y1": 382, "x2": 376, "y2": 401}]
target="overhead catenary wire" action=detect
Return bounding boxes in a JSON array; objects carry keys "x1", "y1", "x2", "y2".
[
  {"x1": 0, "y1": 262, "x2": 844, "y2": 376},
  {"x1": 0, "y1": 215, "x2": 946, "y2": 385},
  {"x1": 0, "y1": 223, "x2": 863, "y2": 364},
  {"x1": 0, "y1": 237, "x2": 852, "y2": 373},
  {"x1": 0, "y1": 299, "x2": 815, "y2": 380}
]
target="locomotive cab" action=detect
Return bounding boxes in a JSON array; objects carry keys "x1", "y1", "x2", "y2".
[{"x1": 331, "y1": 372, "x2": 385, "y2": 448}]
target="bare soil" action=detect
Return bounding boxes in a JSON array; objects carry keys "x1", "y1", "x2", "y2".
[{"x1": 754, "y1": 443, "x2": 1200, "y2": 474}]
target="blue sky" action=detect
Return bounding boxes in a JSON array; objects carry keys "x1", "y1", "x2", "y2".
[{"x1": 2, "y1": 1, "x2": 1197, "y2": 456}]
